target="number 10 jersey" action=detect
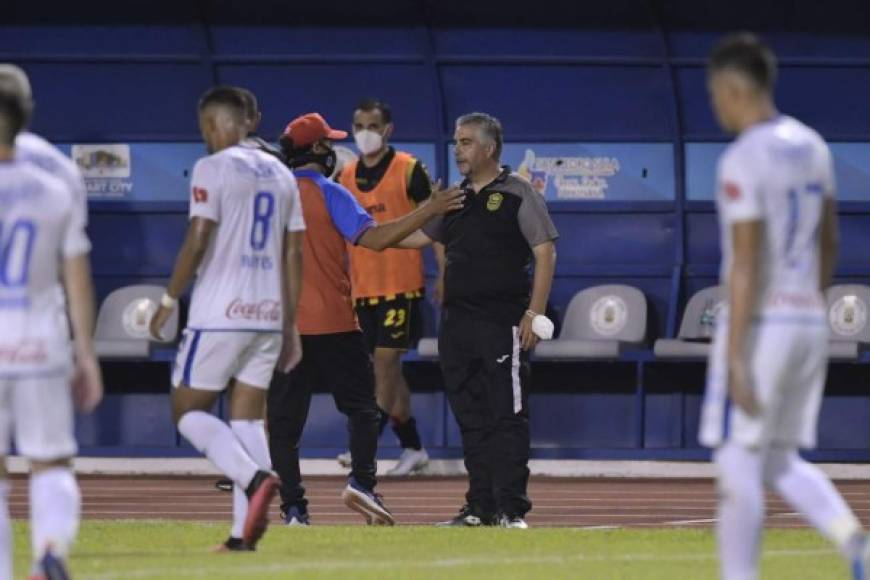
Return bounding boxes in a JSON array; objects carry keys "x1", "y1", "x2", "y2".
[{"x1": 0, "y1": 160, "x2": 87, "y2": 376}]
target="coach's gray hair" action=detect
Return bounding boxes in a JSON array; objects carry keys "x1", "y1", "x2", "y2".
[{"x1": 456, "y1": 112, "x2": 503, "y2": 160}]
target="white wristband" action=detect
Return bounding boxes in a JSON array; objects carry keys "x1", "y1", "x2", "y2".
[{"x1": 160, "y1": 293, "x2": 178, "y2": 309}]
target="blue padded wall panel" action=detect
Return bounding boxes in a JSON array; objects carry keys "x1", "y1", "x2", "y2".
[
  {"x1": 685, "y1": 211, "x2": 719, "y2": 266},
  {"x1": 297, "y1": 393, "x2": 445, "y2": 454},
  {"x1": 0, "y1": 25, "x2": 200, "y2": 55},
  {"x1": 688, "y1": 213, "x2": 870, "y2": 271},
  {"x1": 440, "y1": 66, "x2": 673, "y2": 139},
  {"x1": 531, "y1": 393, "x2": 637, "y2": 449},
  {"x1": 553, "y1": 212, "x2": 675, "y2": 268},
  {"x1": 817, "y1": 397, "x2": 870, "y2": 449},
  {"x1": 838, "y1": 215, "x2": 870, "y2": 268},
  {"x1": 21, "y1": 64, "x2": 211, "y2": 140},
  {"x1": 76, "y1": 394, "x2": 175, "y2": 448},
  {"x1": 643, "y1": 361, "x2": 706, "y2": 448},
  {"x1": 216, "y1": 64, "x2": 434, "y2": 140},
  {"x1": 777, "y1": 69, "x2": 870, "y2": 136},
  {"x1": 210, "y1": 26, "x2": 424, "y2": 56},
  {"x1": 643, "y1": 391, "x2": 686, "y2": 448},
  {"x1": 433, "y1": 29, "x2": 661, "y2": 58},
  {"x1": 88, "y1": 213, "x2": 187, "y2": 277},
  {"x1": 678, "y1": 66, "x2": 870, "y2": 138},
  {"x1": 446, "y1": 393, "x2": 638, "y2": 449}
]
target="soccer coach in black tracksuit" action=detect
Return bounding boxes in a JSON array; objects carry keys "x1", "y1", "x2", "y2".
[{"x1": 398, "y1": 112, "x2": 558, "y2": 528}]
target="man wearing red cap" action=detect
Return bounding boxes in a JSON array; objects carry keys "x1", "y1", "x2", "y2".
[{"x1": 266, "y1": 112, "x2": 463, "y2": 526}]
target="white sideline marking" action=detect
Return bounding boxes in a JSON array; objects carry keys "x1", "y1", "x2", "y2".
[
  {"x1": 663, "y1": 518, "x2": 718, "y2": 526},
  {"x1": 79, "y1": 547, "x2": 838, "y2": 579}
]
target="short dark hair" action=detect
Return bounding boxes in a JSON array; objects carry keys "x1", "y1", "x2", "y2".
[
  {"x1": 708, "y1": 32, "x2": 777, "y2": 92},
  {"x1": 355, "y1": 98, "x2": 392, "y2": 124},
  {"x1": 235, "y1": 86, "x2": 259, "y2": 123},
  {"x1": 198, "y1": 86, "x2": 247, "y2": 122},
  {"x1": 0, "y1": 89, "x2": 26, "y2": 146},
  {"x1": 456, "y1": 112, "x2": 503, "y2": 160}
]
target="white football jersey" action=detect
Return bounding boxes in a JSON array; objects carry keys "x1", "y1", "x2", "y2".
[
  {"x1": 15, "y1": 132, "x2": 91, "y2": 261},
  {"x1": 0, "y1": 160, "x2": 85, "y2": 376},
  {"x1": 717, "y1": 115, "x2": 835, "y2": 315},
  {"x1": 187, "y1": 143, "x2": 305, "y2": 332}
]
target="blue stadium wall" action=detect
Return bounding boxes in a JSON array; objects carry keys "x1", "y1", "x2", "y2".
[{"x1": 5, "y1": 0, "x2": 870, "y2": 460}]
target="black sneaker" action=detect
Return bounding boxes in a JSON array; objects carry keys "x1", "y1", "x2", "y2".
[
  {"x1": 435, "y1": 504, "x2": 497, "y2": 527},
  {"x1": 215, "y1": 477, "x2": 233, "y2": 492},
  {"x1": 212, "y1": 536, "x2": 255, "y2": 552},
  {"x1": 341, "y1": 477, "x2": 395, "y2": 526},
  {"x1": 281, "y1": 504, "x2": 311, "y2": 526}
]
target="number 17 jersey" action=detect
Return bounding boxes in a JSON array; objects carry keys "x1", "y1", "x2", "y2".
[
  {"x1": 187, "y1": 143, "x2": 305, "y2": 332},
  {"x1": 717, "y1": 115, "x2": 835, "y2": 315}
]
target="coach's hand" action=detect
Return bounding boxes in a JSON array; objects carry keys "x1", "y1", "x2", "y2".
[
  {"x1": 518, "y1": 313, "x2": 539, "y2": 351},
  {"x1": 428, "y1": 181, "x2": 465, "y2": 215},
  {"x1": 728, "y1": 358, "x2": 760, "y2": 416},
  {"x1": 73, "y1": 351, "x2": 104, "y2": 413},
  {"x1": 278, "y1": 325, "x2": 303, "y2": 373},
  {"x1": 149, "y1": 305, "x2": 173, "y2": 341}
]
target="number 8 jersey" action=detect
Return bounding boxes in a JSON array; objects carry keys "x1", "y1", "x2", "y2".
[
  {"x1": 187, "y1": 143, "x2": 305, "y2": 332},
  {"x1": 0, "y1": 160, "x2": 89, "y2": 376},
  {"x1": 717, "y1": 115, "x2": 835, "y2": 315}
]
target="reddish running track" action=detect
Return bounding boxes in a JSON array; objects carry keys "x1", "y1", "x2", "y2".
[{"x1": 7, "y1": 476, "x2": 870, "y2": 528}]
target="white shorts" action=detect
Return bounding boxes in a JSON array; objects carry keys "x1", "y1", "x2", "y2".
[
  {"x1": 171, "y1": 329, "x2": 282, "y2": 390},
  {"x1": 0, "y1": 372, "x2": 77, "y2": 461},
  {"x1": 699, "y1": 313, "x2": 828, "y2": 450}
]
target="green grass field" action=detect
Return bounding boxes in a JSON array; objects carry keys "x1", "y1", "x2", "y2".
[{"x1": 11, "y1": 521, "x2": 849, "y2": 579}]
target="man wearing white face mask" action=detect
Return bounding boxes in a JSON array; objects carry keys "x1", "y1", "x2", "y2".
[{"x1": 338, "y1": 98, "x2": 443, "y2": 476}]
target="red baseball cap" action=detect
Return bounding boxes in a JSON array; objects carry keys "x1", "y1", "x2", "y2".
[{"x1": 282, "y1": 113, "x2": 347, "y2": 148}]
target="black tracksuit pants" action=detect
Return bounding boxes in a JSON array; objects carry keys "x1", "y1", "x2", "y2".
[
  {"x1": 267, "y1": 331, "x2": 379, "y2": 512},
  {"x1": 439, "y1": 310, "x2": 532, "y2": 518}
]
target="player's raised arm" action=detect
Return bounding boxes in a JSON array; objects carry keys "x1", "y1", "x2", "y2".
[
  {"x1": 356, "y1": 182, "x2": 464, "y2": 251},
  {"x1": 395, "y1": 229, "x2": 435, "y2": 249}
]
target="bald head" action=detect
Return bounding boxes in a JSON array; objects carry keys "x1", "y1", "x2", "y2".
[{"x1": 0, "y1": 64, "x2": 33, "y2": 127}]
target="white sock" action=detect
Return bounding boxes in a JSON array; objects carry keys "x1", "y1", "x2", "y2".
[
  {"x1": 764, "y1": 448, "x2": 863, "y2": 559},
  {"x1": 29, "y1": 467, "x2": 80, "y2": 564},
  {"x1": 231, "y1": 485, "x2": 247, "y2": 540},
  {"x1": 714, "y1": 443, "x2": 764, "y2": 580},
  {"x1": 229, "y1": 420, "x2": 271, "y2": 539},
  {"x1": 177, "y1": 411, "x2": 258, "y2": 490},
  {"x1": 0, "y1": 479, "x2": 11, "y2": 580}
]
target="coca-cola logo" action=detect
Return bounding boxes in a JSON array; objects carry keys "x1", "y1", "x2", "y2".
[
  {"x1": 0, "y1": 339, "x2": 48, "y2": 364},
  {"x1": 225, "y1": 299, "x2": 281, "y2": 321}
]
